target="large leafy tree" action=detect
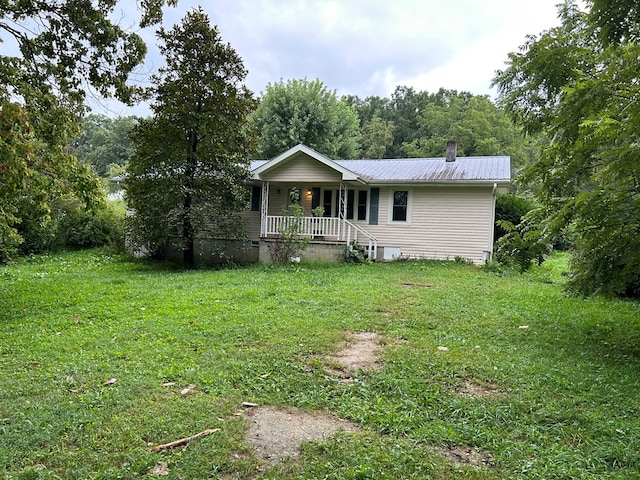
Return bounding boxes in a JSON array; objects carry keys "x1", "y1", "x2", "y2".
[
  {"x1": 346, "y1": 87, "x2": 431, "y2": 159},
  {"x1": 0, "y1": 0, "x2": 175, "y2": 105},
  {"x1": 386, "y1": 86, "x2": 433, "y2": 158},
  {"x1": 0, "y1": 95, "x2": 102, "y2": 261},
  {"x1": 71, "y1": 114, "x2": 139, "y2": 177},
  {"x1": 494, "y1": 0, "x2": 640, "y2": 296},
  {"x1": 0, "y1": 0, "x2": 174, "y2": 261},
  {"x1": 125, "y1": 8, "x2": 257, "y2": 267},
  {"x1": 251, "y1": 78, "x2": 360, "y2": 159},
  {"x1": 402, "y1": 89, "x2": 532, "y2": 170},
  {"x1": 360, "y1": 115, "x2": 395, "y2": 159},
  {"x1": 346, "y1": 87, "x2": 534, "y2": 164}
]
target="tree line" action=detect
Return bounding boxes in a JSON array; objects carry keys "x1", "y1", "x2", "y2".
[{"x1": 73, "y1": 83, "x2": 533, "y2": 176}]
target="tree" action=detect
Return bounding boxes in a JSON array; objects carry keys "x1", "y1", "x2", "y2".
[
  {"x1": 360, "y1": 115, "x2": 395, "y2": 159},
  {"x1": 343, "y1": 94, "x2": 390, "y2": 126},
  {"x1": 71, "y1": 114, "x2": 139, "y2": 177},
  {"x1": 493, "y1": 0, "x2": 640, "y2": 297},
  {"x1": 589, "y1": 0, "x2": 640, "y2": 44},
  {"x1": 125, "y1": 8, "x2": 257, "y2": 268},
  {"x1": 381, "y1": 86, "x2": 435, "y2": 158},
  {"x1": 1, "y1": 0, "x2": 175, "y2": 106},
  {"x1": 0, "y1": 97, "x2": 103, "y2": 261},
  {"x1": 0, "y1": 0, "x2": 174, "y2": 261},
  {"x1": 402, "y1": 89, "x2": 532, "y2": 170},
  {"x1": 251, "y1": 78, "x2": 360, "y2": 159},
  {"x1": 347, "y1": 87, "x2": 431, "y2": 159}
]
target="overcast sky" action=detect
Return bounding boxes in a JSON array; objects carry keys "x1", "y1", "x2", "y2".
[{"x1": 99, "y1": 0, "x2": 563, "y2": 116}]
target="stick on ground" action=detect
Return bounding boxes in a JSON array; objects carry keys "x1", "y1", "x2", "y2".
[{"x1": 148, "y1": 428, "x2": 220, "y2": 452}]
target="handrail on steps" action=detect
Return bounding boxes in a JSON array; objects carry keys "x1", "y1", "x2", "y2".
[{"x1": 344, "y1": 220, "x2": 377, "y2": 261}]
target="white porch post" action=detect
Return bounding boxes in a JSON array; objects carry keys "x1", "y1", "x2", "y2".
[
  {"x1": 260, "y1": 181, "x2": 269, "y2": 237},
  {"x1": 339, "y1": 182, "x2": 347, "y2": 240}
]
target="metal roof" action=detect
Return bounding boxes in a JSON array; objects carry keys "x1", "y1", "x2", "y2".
[
  {"x1": 250, "y1": 145, "x2": 510, "y2": 184},
  {"x1": 335, "y1": 156, "x2": 511, "y2": 183},
  {"x1": 250, "y1": 160, "x2": 268, "y2": 171}
]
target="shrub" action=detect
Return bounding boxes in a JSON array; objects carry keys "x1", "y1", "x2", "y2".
[
  {"x1": 495, "y1": 219, "x2": 551, "y2": 273},
  {"x1": 268, "y1": 188, "x2": 309, "y2": 263},
  {"x1": 494, "y1": 194, "x2": 538, "y2": 242},
  {"x1": 18, "y1": 196, "x2": 125, "y2": 254}
]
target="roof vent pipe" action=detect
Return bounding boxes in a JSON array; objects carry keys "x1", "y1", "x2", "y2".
[{"x1": 446, "y1": 141, "x2": 457, "y2": 162}]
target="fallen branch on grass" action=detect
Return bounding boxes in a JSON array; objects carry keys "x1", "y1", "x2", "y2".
[{"x1": 148, "y1": 428, "x2": 220, "y2": 452}]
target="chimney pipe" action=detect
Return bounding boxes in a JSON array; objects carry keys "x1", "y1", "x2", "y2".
[{"x1": 446, "y1": 141, "x2": 457, "y2": 162}]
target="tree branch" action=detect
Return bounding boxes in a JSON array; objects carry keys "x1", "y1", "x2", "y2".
[{"x1": 148, "y1": 428, "x2": 220, "y2": 452}]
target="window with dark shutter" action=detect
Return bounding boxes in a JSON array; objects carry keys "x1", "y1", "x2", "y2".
[
  {"x1": 357, "y1": 190, "x2": 367, "y2": 221},
  {"x1": 369, "y1": 188, "x2": 379, "y2": 225}
]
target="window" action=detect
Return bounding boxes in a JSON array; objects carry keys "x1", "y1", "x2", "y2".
[
  {"x1": 340, "y1": 189, "x2": 368, "y2": 220},
  {"x1": 357, "y1": 190, "x2": 368, "y2": 221},
  {"x1": 392, "y1": 190, "x2": 409, "y2": 222},
  {"x1": 346, "y1": 190, "x2": 355, "y2": 220},
  {"x1": 323, "y1": 190, "x2": 333, "y2": 217},
  {"x1": 250, "y1": 186, "x2": 261, "y2": 211},
  {"x1": 329, "y1": 188, "x2": 370, "y2": 219}
]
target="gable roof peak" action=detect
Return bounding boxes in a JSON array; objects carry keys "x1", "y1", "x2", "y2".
[{"x1": 252, "y1": 144, "x2": 360, "y2": 181}]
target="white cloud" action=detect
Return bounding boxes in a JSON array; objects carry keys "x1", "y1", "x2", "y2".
[{"x1": 94, "y1": 0, "x2": 563, "y2": 115}]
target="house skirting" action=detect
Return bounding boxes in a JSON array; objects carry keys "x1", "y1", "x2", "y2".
[
  {"x1": 258, "y1": 239, "x2": 345, "y2": 262},
  {"x1": 163, "y1": 238, "x2": 259, "y2": 265}
]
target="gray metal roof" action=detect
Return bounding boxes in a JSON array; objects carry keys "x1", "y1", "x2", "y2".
[
  {"x1": 250, "y1": 160, "x2": 268, "y2": 171},
  {"x1": 335, "y1": 156, "x2": 511, "y2": 183},
  {"x1": 251, "y1": 156, "x2": 510, "y2": 184}
]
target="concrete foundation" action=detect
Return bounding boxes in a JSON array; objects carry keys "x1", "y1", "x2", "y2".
[{"x1": 259, "y1": 239, "x2": 345, "y2": 263}]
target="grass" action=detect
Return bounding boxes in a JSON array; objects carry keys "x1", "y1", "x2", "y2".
[{"x1": 1, "y1": 249, "x2": 639, "y2": 479}]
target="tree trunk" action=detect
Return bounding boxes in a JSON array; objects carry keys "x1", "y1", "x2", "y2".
[
  {"x1": 183, "y1": 130, "x2": 198, "y2": 268},
  {"x1": 183, "y1": 191, "x2": 195, "y2": 268}
]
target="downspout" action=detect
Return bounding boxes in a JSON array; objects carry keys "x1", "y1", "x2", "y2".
[{"x1": 486, "y1": 182, "x2": 498, "y2": 263}]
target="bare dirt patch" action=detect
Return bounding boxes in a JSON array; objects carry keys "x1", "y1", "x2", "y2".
[
  {"x1": 325, "y1": 332, "x2": 382, "y2": 380},
  {"x1": 433, "y1": 445, "x2": 492, "y2": 467},
  {"x1": 456, "y1": 379, "x2": 505, "y2": 399},
  {"x1": 244, "y1": 406, "x2": 358, "y2": 465}
]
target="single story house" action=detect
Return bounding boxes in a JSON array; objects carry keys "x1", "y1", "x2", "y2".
[{"x1": 240, "y1": 143, "x2": 510, "y2": 264}]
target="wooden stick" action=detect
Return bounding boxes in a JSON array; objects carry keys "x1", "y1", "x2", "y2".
[{"x1": 148, "y1": 428, "x2": 220, "y2": 452}]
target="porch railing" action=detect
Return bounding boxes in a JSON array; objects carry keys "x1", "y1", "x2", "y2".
[{"x1": 264, "y1": 216, "x2": 377, "y2": 260}]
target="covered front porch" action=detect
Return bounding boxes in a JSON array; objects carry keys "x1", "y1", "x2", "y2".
[{"x1": 257, "y1": 181, "x2": 377, "y2": 261}]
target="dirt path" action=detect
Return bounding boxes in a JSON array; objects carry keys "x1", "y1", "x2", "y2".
[
  {"x1": 242, "y1": 331, "x2": 380, "y2": 465},
  {"x1": 241, "y1": 331, "x2": 494, "y2": 472}
]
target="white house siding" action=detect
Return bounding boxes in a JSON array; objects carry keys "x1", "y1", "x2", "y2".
[
  {"x1": 267, "y1": 187, "x2": 289, "y2": 215},
  {"x1": 261, "y1": 154, "x2": 343, "y2": 183},
  {"x1": 360, "y1": 186, "x2": 494, "y2": 264},
  {"x1": 242, "y1": 184, "x2": 496, "y2": 264}
]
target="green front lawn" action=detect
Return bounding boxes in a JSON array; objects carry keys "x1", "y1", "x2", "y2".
[{"x1": 1, "y1": 250, "x2": 639, "y2": 479}]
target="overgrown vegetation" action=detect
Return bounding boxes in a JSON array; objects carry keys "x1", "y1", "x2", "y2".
[
  {"x1": 17, "y1": 198, "x2": 125, "y2": 255},
  {"x1": 494, "y1": 0, "x2": 640, "y2": 297},
  {"x1": 0, "y1": 0, "x2": 175, "y2": 265},
  {"x1": 1, "y1": 249, "x2": 638, "y2": 479},
  {"x1": 268, "y1": 188, "x2": 309, "y2": 263}
]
